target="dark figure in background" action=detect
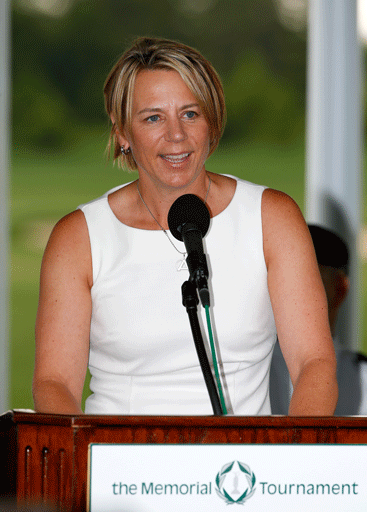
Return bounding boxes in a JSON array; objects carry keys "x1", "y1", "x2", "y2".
[{"x1": 270, "y1": 224, "x2": 367, "y2": 415}]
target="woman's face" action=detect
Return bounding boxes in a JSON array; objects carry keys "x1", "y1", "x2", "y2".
[{"x1": 118, "y1": 69, "x2": 211, "y2": 191}]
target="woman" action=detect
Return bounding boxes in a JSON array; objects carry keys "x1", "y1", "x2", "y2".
[{"x1": 33, "y1": 37, "x2": 337, "y2": 416}]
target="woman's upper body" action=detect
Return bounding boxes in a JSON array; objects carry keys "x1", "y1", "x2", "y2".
[
  {"x1": 32, "y1": 37, "x2": 337, "y2": 416},
  {"x1": 80, "y1": 176, "x2": 275, "y2": 416}
]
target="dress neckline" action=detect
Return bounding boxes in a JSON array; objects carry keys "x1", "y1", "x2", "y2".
[{"x1": 105, "y1": 174, "x2": 239, "y2": 233}]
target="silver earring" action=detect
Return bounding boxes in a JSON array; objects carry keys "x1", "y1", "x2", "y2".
[{"x1": 121, "y1": 145, "x2": 130, "y2": 155}]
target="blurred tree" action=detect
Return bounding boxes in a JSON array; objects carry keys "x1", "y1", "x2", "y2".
[
  {"x1": 12, "y1": 0, "x2": 310, "y2": 151},
  {"x1": 223, "y1": 49, "x2": 304, "y2": 143}
]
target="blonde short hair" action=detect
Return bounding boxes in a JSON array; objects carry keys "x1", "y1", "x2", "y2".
[{"x1": 104, "y1": 37, "x2": 226, "y2": 171}]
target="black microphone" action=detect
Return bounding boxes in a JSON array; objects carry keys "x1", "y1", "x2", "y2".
[{"x1": 168, "y1": 194, "x2": 211, "y2": 306}]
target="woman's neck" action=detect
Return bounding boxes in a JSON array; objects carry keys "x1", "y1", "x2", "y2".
[{"x1": 135, "y1": 171, "x2": 212, "y2": 230}]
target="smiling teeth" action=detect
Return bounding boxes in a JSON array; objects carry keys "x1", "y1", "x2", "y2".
[{"x1": 164, "y1": 153, "x2": 189, "y2": 161}]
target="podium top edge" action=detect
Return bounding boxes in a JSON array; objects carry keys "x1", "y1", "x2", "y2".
[{"x1": 2, "y1": 410, "x2": 367, "y2": 428}]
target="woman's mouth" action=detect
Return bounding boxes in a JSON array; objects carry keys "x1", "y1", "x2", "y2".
[{"x1": 161, "y1": 152, "x2": 190, "y2": 164}]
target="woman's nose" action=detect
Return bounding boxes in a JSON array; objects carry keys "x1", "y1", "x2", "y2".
[{"x1": 164, "y1": 116, "x2": 187, "y2": 143}]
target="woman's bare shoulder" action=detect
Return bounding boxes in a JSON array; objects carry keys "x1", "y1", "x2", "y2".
[
  {"x1": 46, "y1": 209, "x2": 89, "y2": 247},
  {"x1": 262, "y1": 187, "x2": 303, "y2": 216},
  {"x1": 42, "y1": 209, "x2": 92, "y2": 286},
  {"x1": 262, "y1": 188, "x2": 306, "y2": 234},
  {"x1": 261, "y1": 188, "x2": 313, "y2": 267}
]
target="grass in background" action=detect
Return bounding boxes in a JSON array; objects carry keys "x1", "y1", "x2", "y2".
[{"x1": 10, "y1": 126, "x2": 367, "y2": 410}]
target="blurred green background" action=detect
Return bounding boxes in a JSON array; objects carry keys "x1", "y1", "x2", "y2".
[{"x1": 9, "y1": 0, "x2": 367, "y2": 410}]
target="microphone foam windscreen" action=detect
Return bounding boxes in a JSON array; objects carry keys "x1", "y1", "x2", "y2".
[{"x1": 167, "y1": 194, "x2": 210, "y2": 241}]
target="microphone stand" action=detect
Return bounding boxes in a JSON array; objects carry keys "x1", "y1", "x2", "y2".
[{"x1": 181, "y1": 280, "x2": 223, "y2": 416}]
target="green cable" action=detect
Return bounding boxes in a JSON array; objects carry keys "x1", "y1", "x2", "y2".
[{"x1": 205, "y1": 305, "x2": 228, "y2": 415}]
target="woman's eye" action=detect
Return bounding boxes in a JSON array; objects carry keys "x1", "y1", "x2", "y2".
[
  {"x1": 184, "y1": 111, "x2": 197, "y2": 119},
  {"x1": 147, "y1": 114, "x2": 160, "y2": 122}
]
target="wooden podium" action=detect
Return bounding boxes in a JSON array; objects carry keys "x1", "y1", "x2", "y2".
[{"x1": 1, "y1": 410, "x2": 367, "y2": 511}]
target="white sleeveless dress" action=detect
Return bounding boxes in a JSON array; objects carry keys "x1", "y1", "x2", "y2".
[{"x1": 79, "y1": 176, "x2": 277, "y2": 415}]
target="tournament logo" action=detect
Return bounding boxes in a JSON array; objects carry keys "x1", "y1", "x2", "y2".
[{"x1": 215, "y1": 461, "x2": 256, "y2": 505}]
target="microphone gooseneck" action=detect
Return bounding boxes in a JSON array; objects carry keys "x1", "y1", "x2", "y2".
[
  {"x1": 167, "y1": 194, "x2": 211, "y2": 307},
  {"x1": 181, "y1": 280, "x2": 223, "y2": 415}
]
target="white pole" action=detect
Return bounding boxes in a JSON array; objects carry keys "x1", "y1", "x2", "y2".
[
  {"x1": 0, "y1": 0, "x2": 11, "y2": 412},
  {"x1": 306, "y1": 0, "x2": 363, "y2": 349}
]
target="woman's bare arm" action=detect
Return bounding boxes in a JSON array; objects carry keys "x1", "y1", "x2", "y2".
[
  {"x1": 33, "y1": 210, "x2": 93, "y2": 414},
  {"x1": 262, "y1": 188, "x2": 338, "y2": 416}
]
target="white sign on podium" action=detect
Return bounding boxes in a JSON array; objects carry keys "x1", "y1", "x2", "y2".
[{"x1": 88, "y1": 444, "x2": 367, "y2": 511}]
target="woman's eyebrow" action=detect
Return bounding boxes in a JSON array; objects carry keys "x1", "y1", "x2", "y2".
[
  {"x1": 137, "y1": 103, "x2": 200, "y2": 116},
  {"x1": 137, "y1": 107, "x2": 163, "y2": 115}
]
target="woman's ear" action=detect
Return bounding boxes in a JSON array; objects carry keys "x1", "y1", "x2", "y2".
[{"x1": 110, "y1": 115, "x2": 130, "y2": 151}]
